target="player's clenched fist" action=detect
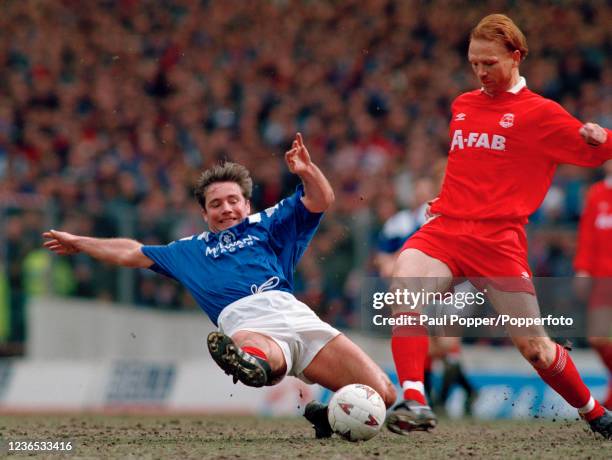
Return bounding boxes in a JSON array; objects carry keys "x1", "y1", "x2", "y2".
[
  {"x1": 285, "y1": 132, "x2": 312, "y2": 175},
  {"x1": 42, "y1": 230, "x2": 81, "y2": 255},
  {"x1": 579, "y1": 122, "x2": 608, "y2": 146}
]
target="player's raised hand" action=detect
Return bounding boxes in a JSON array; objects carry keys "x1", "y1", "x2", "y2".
[
  {"x1": 42, "y1": 230, "x2": 81, "y2": 255},
  {"x1": 285, "y1": 133, "x2": 313, "y2": 175},
  {"x1": 579, "y1": 122, "x2": 608, "y2": 146}
]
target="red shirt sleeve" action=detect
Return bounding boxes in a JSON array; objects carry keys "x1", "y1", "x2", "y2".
[
  {"x1": 574, "y1": 185, "x2": 598, "y2": 273},
  {"x1": 537, "y1": 101, "x2": 612, "y2": 167}
]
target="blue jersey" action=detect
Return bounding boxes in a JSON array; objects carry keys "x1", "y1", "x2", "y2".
[{"x1": 141, "y1": 187, "x2": 323, "y2": 325}]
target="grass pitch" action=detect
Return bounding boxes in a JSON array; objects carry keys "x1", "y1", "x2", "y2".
[{"x1": 0, "y1": 414, "x2": 607, "y2": 459}]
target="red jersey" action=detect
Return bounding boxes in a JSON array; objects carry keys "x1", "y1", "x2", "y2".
[
  {"x1": 574, "y1": 179, "x2": 612, "y2": 276},
  {"x1": 430, "y1": 86, "x2": 612, "y2": 222}
]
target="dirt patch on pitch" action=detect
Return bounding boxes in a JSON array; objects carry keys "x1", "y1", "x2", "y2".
[{"x1": 0, "y1": 415, "x2": 606, "y2": 459}]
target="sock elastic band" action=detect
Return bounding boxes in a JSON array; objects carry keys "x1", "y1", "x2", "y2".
[{"x1": 242, "y1": 346, "x2": 268, "y2": 361}]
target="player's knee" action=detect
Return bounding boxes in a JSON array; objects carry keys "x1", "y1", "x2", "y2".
[{"x1": 233, "y1": 333, "x2": 287, "y2": 374}]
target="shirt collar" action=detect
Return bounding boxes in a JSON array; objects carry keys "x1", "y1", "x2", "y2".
[
  {"x1": 481, "y1": 76, "x2": 527, "y2": 95},
  {"x1": 507, "y1": 76, "x2": 527, "y2": 94},
  {"x1": 206, "y1": 219, "x2": 248, "y2": 240}
]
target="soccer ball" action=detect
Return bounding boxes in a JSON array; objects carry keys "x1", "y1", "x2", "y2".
[{"x1": 327, "y1": 384, "x2": 386, "y2": 442}]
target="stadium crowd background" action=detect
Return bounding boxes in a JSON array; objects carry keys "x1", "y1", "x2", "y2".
[{"x1": 0, "y1": 0, "x2": 610, "y2": 351}]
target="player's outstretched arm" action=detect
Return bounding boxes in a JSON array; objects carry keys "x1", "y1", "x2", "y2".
[
  {"x1": 284, "y1": 132, "x2": 335, "y2": 213},
  {"x1": 42, "y1": 230, "x2": 153, "y2": 268}
]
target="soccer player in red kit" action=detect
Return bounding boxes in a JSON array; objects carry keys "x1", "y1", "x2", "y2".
[
  {"x1": 386, "y1": 14, "x2": 612, "y2": 439},
  {"x1": 575, "y1": 160, "x2": 612, "y2": 410}
]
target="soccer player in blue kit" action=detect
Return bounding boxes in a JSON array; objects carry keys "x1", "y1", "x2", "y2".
[{"x1": 43, "y1": 133, "x2": 396, "y2": 438}]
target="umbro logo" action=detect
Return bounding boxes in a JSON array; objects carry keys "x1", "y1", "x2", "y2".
[{"x1": 455, "y1": 113, "x2": 466, "y2": 121}]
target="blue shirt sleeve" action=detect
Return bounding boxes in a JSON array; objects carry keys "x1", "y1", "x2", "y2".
[
  {"x1": 261, "y1": 185, "x2": 323, "y2": 250},
  {"x1": 256, "y1": 185, "x2": 323, "y2": 276},
  {"x1": 141, "y1": 237, "x2": 194, "y2": 280}
]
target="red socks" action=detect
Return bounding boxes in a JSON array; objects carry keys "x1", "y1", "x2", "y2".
[
  {"x1": 242, "y1": 346, "x2": 268, "y2": 362},
  {"x1": 392, "y1": 322, "x2": 608, "y2": 419},
  {"x1": 391, "y1": 313, "x2": 429, "y2": 405},
  {"x1": 536, "y1": 343, "x2": 604, "y2": 421}
]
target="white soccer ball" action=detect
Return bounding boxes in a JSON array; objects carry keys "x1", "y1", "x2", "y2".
[{"x1": 327, "y1": 384, "x2": 386, "y2": 442}]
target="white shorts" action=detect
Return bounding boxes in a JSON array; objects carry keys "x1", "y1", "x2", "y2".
[{"x1": 217, "y1": 290, "x2": 341, "y2": 383}]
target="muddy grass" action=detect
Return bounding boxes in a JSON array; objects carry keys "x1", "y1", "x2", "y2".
[{"x1": 0, "y1": 415, "x2": 606, "y2": 459}]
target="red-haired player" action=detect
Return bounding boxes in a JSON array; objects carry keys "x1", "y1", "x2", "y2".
[{"x1": 386, "y1": 14, "x2": 612, "y2": 439}]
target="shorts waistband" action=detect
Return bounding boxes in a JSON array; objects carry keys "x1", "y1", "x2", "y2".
[{"x1": 218, "y1": 290, "x2": 294, "y2": 324}]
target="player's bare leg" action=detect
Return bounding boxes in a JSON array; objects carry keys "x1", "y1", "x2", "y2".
[
  {"x1": 387, "y1": 249, "x2": 453, "y2": 434},
  {"x1": 303, "y1": 334, "x2": 396, "y2": 406},
  {"x1": 302, "y1": 334, "x2": 396, "y2": 438},
  {"x1": 487, "y1": 286, "x2": 611, "y2": 438},
  {"x1": 207, "y1": 330, "x2": 287, "y2": 387},
  {"x1": 486, "y1": 287, "x2": 556, "y2": 367}
]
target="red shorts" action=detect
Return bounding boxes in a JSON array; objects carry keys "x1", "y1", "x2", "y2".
[{"x1": 401, "y1": 215, "x2": 535, "y2": 294}]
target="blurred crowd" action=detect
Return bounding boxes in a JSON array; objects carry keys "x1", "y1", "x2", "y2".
[{"x1": 0, "y1": 0, "x2": 610, "y2": 346}]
